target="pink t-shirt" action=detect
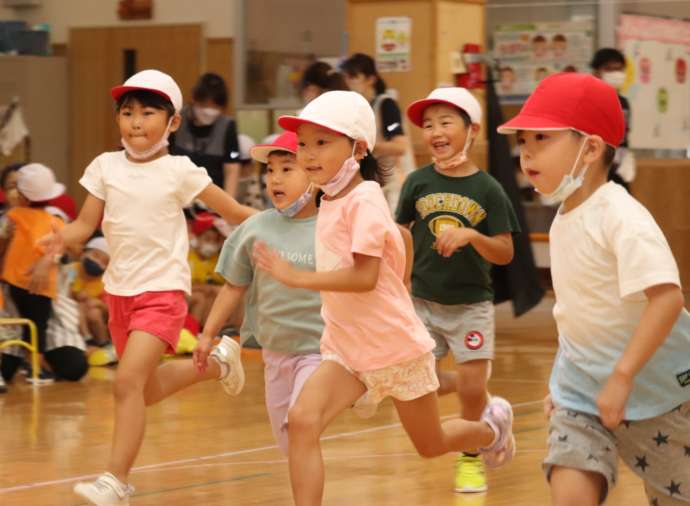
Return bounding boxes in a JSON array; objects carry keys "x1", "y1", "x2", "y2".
[{"x1": 316, "y1": 181, "x2": 435, "y2": 372}]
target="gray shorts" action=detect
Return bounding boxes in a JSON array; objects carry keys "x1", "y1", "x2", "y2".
[
  {"x1": 544, "y1": 401, "x2": 690, "y2": 505},
  {"x1": 412, "y1": 297, "x2": 494, "y2": 364}
]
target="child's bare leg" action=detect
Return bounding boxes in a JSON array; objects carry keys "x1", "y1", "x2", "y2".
[
  {"x1": 200, "y1": 285, "x2": 221, "y2": 325},
  {"x1": 457, "y1": 359, "x2": 490, "y2": 454},
  {"x1": 143, "y1": 358, "x2": 221, "y2": 405},
  {"x1": 436, "y1": 360, "x2": 458, "y2": 396},
  {"x1": 86, "y1": 300, "x2": 110, "y2": 344},
  {"x1": 108, "y1": 331, "x2": 166, "y2": 482},
  {"x1": 288, "y1": 361, "x2": 366, "y2": 506},
  {"x1": 393, "y1": 392, "x2": 494, "y2": 457},
  {"x1": 189, "y1": 291, "x2": 205, "y2": 323},
  {"x1": 550, "y1": 466, "x2": 604, "y2": 506}
]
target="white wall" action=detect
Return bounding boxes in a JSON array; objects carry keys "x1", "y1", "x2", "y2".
[{"x1": 5, "y1": 0, "x2": 236, "y2": 44}]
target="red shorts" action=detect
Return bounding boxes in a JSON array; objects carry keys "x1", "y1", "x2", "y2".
[{"x1": 106, "y1": 291, "x2": 187, "y2": 357}]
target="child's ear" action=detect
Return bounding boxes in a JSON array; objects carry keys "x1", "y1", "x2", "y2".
[
  {"x1": 169, "y1": 113, "x2": 182, "y2": 133},
  {"x1": 583, "y1": 135, "x2": 606, "y2": 165},
  {"x1": 354, "y1": 140, "x2": 368, "y2": 160},
  {"x1": 470, "y1": 123, "x2": 481, "y2": 137}
]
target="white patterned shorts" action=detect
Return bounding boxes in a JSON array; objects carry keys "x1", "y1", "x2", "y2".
[{"x1": 322, "y1": 351, "x2": 439, "y2": 405}]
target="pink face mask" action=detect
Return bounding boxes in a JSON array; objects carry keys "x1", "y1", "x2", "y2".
[
  {"x1": 433, "y1": 132, "x2": 473, "y2": 171},
  {"x1": 121, "y1": 117, "x2": 174, "y2": 161},
  {"x1": 318, "y1": 143, "x2": 361, "y2": 197}
]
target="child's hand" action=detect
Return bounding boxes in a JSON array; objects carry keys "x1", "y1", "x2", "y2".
[
  {"x1": 435, "y1": 228, "x2": 478, "y2": 257},
  {"x1": 252, "y1": 241, "x2": 297, "y2": 287},
  {"x1": 543, "y1": 393, "x2": 555, "y2": 418},
  {"x1": 597, "y1": 370, "x2": 633, "y2": 429},
  {"x1": 193, "y1": 334, "x2": 214, "y2": 373},
  {"x1": 38, "y1": 222, "x2": 64, "y2": 257},
  {"x1": 26, "y1": 256, "x2": 54, "y2": 294}
]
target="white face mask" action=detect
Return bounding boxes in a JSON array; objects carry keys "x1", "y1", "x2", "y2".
[
  {"x1": 276, "y1": 184, "x2": 314, "y2": 218},
  {"x1": 601, "y1": 71, "x2": 626, "y2": 89},
  {"x1": 198, "y1": 241, "x2": 220, "y2": 259},
  {"x1": 318, "y1": 143, "x2": 361, "y2": 197},
  {"x1": 193, "y1": 106, "x2": 221, "y2": 126},
  {"x1": 433, "y1": 132, "x2": 473, "y2": 171},
  {"x1": 539, "y1": 136, "x2": 590, "y2": 205},
  {"x1": 121, "y1": 117, "x2": 174, "y2": 161}
]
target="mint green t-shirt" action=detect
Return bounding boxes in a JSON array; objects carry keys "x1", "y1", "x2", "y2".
[
  {"x1": 215, "y1": 209, "x2": 322, "y2": 354},
  {"x1": 396, "y1": 165, "x2": 520, "y2": 305}
]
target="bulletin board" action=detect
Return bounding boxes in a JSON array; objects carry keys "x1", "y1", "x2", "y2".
[{"x1": 617, "y1": 14, "x2": 690, "y2": 150}]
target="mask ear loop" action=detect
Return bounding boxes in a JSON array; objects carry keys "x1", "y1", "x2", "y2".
[{"x1": 570, "y1": 135, "x2": 590, "y2": 179}]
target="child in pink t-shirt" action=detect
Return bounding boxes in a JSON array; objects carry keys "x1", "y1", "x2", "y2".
[{"x1": 253, "y1": 90, "x2": 516, "y2": 505}]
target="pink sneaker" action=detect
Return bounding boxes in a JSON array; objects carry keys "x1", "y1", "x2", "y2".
[{"x1": 479, "y1": 396, "x2": 516, "y2": 468}]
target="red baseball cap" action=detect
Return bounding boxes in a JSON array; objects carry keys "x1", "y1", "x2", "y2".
[
  {"x1": 497, "y1": 73, "x2": 625, "y2": 147},
  {"x1": 191, "y1": 212, "x2": 216, "y2": 236},
  {"x1": 249, "y1": 131, "x2": 298, "y2": 163}
]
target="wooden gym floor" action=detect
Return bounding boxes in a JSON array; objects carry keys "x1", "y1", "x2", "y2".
[{"x1": 0, "y1": 296, "x2": 653, "y2": 505}]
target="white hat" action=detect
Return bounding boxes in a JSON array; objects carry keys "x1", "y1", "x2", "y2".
[
  {"x1": 237, "y1": 134, "x2": 256, "y2": 162},
  {"x1": 278, "y1": 90, "x2": 377, "y2": 151},
  {"x1": 111, "y1": 69, "x2": 183, "y2": 112},
  {"x1": 407, "y1": 87, "x2": 482, "y2": 127},
  {"x1": 85, "y1": 237, "x2": 109, "y2": 256},
  {"x1": 17, "y1": 163, "x2": 65, "y2": 202},
  {"x1": 45, "y1": 206, "x2": 70, "y2": 223}
]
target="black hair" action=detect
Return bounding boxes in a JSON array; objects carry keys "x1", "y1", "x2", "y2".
[
  {"x1": 340, "y1": 53, "x2": 387, "y2": 95},
  {"x1": 1, "y1": 162, "x2": 23, "y2": 190},
  {"x1": 552, "y1": 34, "x2": 567, "y2": 43},
  {"x1": 533, "y1": 35, "x2": 547, "y2": 43},
  {"x1": 116, "y1": 89, "x2": 175, "y2": 118},
  {"x1": 192, "y1": 72, "x2": 228, "y2": 108},
  {"x1": 360, "y1": 151, "x2": 389, "y2": 185},
  {"x1": 300, "y1": 62, "x2": 348, "y2": 93},
  {"x1": 590, "y1": 48, "x2": 626, "y2": 70},
  {"x1": 267, "y1": 149, "x2": 295, "y2": 159}
]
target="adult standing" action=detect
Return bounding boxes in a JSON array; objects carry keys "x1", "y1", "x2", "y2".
[{"x1": 171, "y1": 73, "x2": 242, "y2": 196}]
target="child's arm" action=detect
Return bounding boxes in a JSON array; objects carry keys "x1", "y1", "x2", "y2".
[
  {"x1": 223, "y1": 163, "x2": 241, "y2": 198},
  {"x1": 196, "y1": 183, "x2": 257, "y2": 225},
  {"x1": 597, "y1": 283, "x2": 685, "y2": 429},
  {"x1": 193, "y1": 282, "x2": 247, "y2": 372},
  {"x1": 396, "y1": 224, "x2": 414, "y2": 291},
  {"x1": 253, "y1": 241, "x2": 380, "y2": 293},
  {"x1": 59, "y1": 195, "x2": 105, "y2": 247},
  {"x1": 436, "y1": 228, "x2": 514, "y2": 265}
]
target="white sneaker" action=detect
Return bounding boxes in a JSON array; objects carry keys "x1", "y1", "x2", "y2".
[
  {"x1": 74, "y1": 472, "x2": 134, "y2": 506},
  {"x1": 479, "y1": 396, "x2": 516, "y2": 468},
  {"x1": 210, "y1": 336, "x2": 245, "y2": 396},
  {"x1": 0, "y1": 374, "x2": 7, "y2": 394}
]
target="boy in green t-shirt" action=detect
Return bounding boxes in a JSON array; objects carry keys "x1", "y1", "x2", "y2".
[{"x1": 397, "y1": 87, "x2": 520, "y2": 494}]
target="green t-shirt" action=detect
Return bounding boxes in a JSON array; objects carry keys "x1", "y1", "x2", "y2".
[
  {"x1": 215, "y1": 209, "x2": 322, "y2": 354},
  {"x1": 396, "y1": 165, "x2": 520, "y2": 305}
]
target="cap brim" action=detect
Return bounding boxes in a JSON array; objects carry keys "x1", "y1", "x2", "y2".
[
  {"x1": 111, "y1": 85, "x2": 172, "y2": 105},
  {"x1": 44, "y1": 183, "x2": 65, "y2": 201},
  {"x1": 250, "y1": 145, "x2": 295, "y2": 164},
  {"x1": 497, "y1": 114, "x2": 572, "y2": 134},
  {"x1": 277, "y1": 116, "x2": 346, "y2": 138},
  {"x1": 407, "y1": 99, "x2": 456, "y2": 127}
]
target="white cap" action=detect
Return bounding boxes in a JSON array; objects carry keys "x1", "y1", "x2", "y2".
[
  {"x1": 237, "y1": 134, "x2": 256, "y2": 162},
  {"x1": 85, "y1": 237, "x2": 109, "y2": 256},
  {"x1": 45, "y1": 206, "x2": 70, "y2": 222},
  {"x1": 17, "y1": 163, "x2": 65, "y2": 202},
  {"x1": 111, "y1": 69, "x2": 183, "y2": 112},
  {"x1": 278, "y1": 90, "x2": 377, "y2": 151},
  {"x1": 407, "y1": 87, "x2": 482, "y2": 127}
]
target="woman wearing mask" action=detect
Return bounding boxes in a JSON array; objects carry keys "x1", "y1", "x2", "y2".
[{"x1": 171, "y1": 73, "x2": 242, "y2": 197}]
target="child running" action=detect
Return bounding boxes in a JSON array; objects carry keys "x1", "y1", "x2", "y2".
[
  {"x1": 43, "y1": 69, "x2": 255, "y2": 506},
  {"x1": 253, "y1": 90, "x2": 516, "y2": 506},
  {"x1": 397, "y1": 87, "x2": 520, "y2": 493},
  {"x1": 499, "y1": 72, "x2": 690, "y2": 506},
  {"x1": 196, "y1": 131, "x2": 323, "y2": 454}
]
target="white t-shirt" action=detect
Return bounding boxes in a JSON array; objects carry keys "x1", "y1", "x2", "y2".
[
  {"x1": 80, "y1": 151, "x2": 211, "y2": 296},
  {"x1": 549, "y1": 182, "x2": 690, "y2": 420}
]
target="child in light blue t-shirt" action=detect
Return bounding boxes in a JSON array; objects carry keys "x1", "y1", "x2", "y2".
[{"x1": 197, "y1": 131, "x2": 322, "y2": 454}]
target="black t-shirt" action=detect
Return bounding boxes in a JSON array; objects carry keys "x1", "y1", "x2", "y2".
[
  {"x1": 170, "y1": 117, "x2": 240, "y2": 188},
  {"x1": 377, "y1": 97, "x2": 405, "y2": 140}
]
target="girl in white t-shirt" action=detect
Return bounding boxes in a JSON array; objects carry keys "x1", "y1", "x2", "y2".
[
  {"x1": 43, "y1": 70, "x2": 256, "y2": 506},
  {"x1": 253, "y1": 91, "x2": 516, "y2": 505}
]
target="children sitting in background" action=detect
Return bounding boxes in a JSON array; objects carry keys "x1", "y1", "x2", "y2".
[{"x1": 188, "y1": 212, "x2": 226, "y2": 327}]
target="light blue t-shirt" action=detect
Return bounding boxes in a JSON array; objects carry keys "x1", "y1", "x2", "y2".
[
  {"x1": 215, "y1": 209, "x2": 322, "y2": 354},
  {"x1": 548, "y1": 183, "x2": 690, "y2": 420}
]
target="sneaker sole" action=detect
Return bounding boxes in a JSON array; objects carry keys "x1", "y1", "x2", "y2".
[
  {"x1": 454, "y1": 485, "x2": 488, "y2": 493},
  {"x1": 215, "y1": 337, "x2": 245, "y2": 396},
  {"x1": 73, "y1": 482, "x2": 130, "y2": 506}
]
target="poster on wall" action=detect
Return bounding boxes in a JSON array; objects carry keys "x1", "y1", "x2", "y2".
[
  {"x1": 492, "y1": 19, "x2": 594, "y2": 102},
  {"x1": 375, "y1": 17, "x2": 411, "y2": 72},
  {"x1": 618, "y1": 15, "x2": 690, "y2": 150}
]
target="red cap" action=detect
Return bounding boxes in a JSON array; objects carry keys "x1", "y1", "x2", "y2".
[
  {"x1": 497, "y1": 73, "x2": 625, "y2": 147},
  {"x1": 191, "y1": 212, "x2": 216, "y2": 236},
  {"x1": 46, "y1": 193, "x2": 77, "y2": 221},
  {"x1": 249, "y1": 131, "x2": 298, "y2": 163}
]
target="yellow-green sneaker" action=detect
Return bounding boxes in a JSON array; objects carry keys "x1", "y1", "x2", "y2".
[{"x1": 454, "y1": 454, "x2": 487, "y2": 493}]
